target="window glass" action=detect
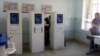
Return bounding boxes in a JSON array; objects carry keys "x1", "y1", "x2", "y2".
[
  {"x1": 92, "y1": 5, "x2": 98, "y2": 19},
  {"x1": 93, "y1": 0, "x2": 98, "y2": 4},
  {"x1": 98, "y1": 0, "x2": 100, "y2": 4}
]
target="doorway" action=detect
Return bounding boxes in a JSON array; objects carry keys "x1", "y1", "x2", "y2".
[{"x1": 22, "y1": 18, "x2": 30, "y2": 53}]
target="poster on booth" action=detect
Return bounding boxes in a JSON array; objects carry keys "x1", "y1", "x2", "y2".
[
  {"x1": 41, "y1": 5, "x2": 52, "y2": 14},
  {"x1": 10, "y1": 13, "x2": 19, "y2": 24},
  {"x1": 3, "y1": 2, "x2": 10, "y2": 12},
  {"x1": 3, "y1": 2, "x2": 18, "y2": 12},
  {"x1": 35, "y1": 14, "x2": 42, "y2": 24},
  {"x1": 9, "y1": 3, "x2": 18, "y2": 11},
  {"x1": 57, "y1": 14, "x2": 63, "y2": 24},
  {"x1": 22, "y1": 3, "x2": 34, "y2": 13}
]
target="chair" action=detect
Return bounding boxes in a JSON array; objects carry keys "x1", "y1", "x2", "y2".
[{"x1": 5, "y1": 42, "x2": 17, "y2": 56}]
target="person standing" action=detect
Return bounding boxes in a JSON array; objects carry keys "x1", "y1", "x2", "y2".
[
  {"x1": 44, "y1": 15, "x2": 51, "y2": 46},
  {"x1": 90, "y1": 13, "x2": 100, "y2": 35},
  {"x1": 89, "y1": 12, "x2": 100, "y2": 53}
]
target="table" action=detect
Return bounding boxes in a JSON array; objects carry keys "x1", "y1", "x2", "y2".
[{"x1": 87, "y1": 35, "x2": 100, "y2": 55}]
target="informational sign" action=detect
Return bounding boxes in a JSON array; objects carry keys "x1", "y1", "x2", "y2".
[
  {"x1": 57, "y1": 14, "x2": 63, "y2": 23},
  {"x1": 3, "y1": 2, "x2": 10, "y2": 12},
  {"x1": 9, "y1": 3, "x2": 18, "y2": 11},
  {"x1": 35, "y1": 14, "x2": 42, "y2": 24},
  {"x1": 22, "y1": 3, "x2": 34, "y2": 13},
  {"x1": 28, "y1": 4, "x2": 34, "y2": 12},
  {"x1": 41, "y1": 5, "x2": 52, "y2": 14},
  {"x1": 10, "y1": 13, "x2": 19, "y2": 24},
  {"x1": 3, "y1": 2, "x2": 18, "y2": 12},
  {"x1": 35, "y1": 27, "x2": 42, "y2": 33}
]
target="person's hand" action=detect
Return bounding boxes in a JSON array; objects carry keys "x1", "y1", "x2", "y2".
[{"x1": 45, "y1": 24, "x2": 49, "y2": 26}]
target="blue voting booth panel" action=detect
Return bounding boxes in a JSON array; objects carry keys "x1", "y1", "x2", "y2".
[
  {"x1": 0, "y1": 34, "x2": 7, "y2": 46},
  {"x1": 57, "y1": 14, "x2": 63, "y2": 23},
  {"x1": 35, "y1": 14, "x2": 42, "y2": 24},
  {"x1": 10, "y1": 13, "x2": 19, "y2": 24}
]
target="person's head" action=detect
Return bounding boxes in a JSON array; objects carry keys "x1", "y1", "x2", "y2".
[
  {"x1": 95, "y1": 12, "x2": 100, "y2": 19},
  {"x1": 45, "y1": 15, "x2": 51, "y2": 20}
]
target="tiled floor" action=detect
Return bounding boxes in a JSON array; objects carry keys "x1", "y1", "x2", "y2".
[{"x1": 21, "y1": 41, "x2": 89, "y2": 56}]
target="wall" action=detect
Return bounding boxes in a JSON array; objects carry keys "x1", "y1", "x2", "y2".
[
  {"x1": 74, "y1": 0, "x2": 89, "y2": 43},
  {"x1": 64, "y1": 0, "x2": 76, "y2": 39},
  {"x1": 0, "y1": 0, "x2": 75, "y2": 43}
]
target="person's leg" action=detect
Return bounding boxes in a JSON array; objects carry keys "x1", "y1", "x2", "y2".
[
  {"x1": 46, "y1": 30, "x2": 49, "y2": 46},
  {"x1": 45, "y1": 30, "x2": 50, "y2": 46},
  {"x1": 45, "y1": 31, "x2": 47, "y2": 46},
  {"x1": 48, "y1": 30, "x2": 50, "y2": 45},
  {"x1": 87, "y1": 40, "x2": 94, "y2": 55},
  {"x1": 90, "y1": 40, "x2": 95, "y2": 52},
  {"x1": 91, "y1": 41, "x2": 94, "y2": 49}
]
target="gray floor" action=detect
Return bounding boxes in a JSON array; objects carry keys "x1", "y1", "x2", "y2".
[{"x1": 21, "y1": 41, "x2": 89, "y2": 56}]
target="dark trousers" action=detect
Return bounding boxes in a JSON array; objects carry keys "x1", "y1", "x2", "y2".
[
  {"x1": 45, "y1": 30, "x2": 50, "y2": 46},
  {"x1": 90, "y1": 40, "x2": 95, "y2": 50},
  {"x1": 90, "y1": 38, "x2": 98, "y2": 52}
]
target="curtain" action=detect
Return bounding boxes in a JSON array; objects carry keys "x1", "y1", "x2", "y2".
[{"x1": 86, "y1": 0, "x2": 93, "y2": 20}]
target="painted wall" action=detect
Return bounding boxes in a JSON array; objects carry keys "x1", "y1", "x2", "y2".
[
  {"x1": 74, "y1": 0, "x2": 89, "y2": 43},
  {"x1": 0, "y1": 0, "x2": 75, "y2": 43}
]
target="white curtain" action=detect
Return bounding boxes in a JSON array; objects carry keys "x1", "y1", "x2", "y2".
[{"x1": 86, "y1": 0, "x2": 93, "y2": 20}]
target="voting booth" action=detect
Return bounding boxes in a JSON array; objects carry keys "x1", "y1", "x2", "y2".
[
  {"x1": 29, "y1": 12, "x2": 44, "y2": 53},
  {"x1": 50, "y1": 12, "x2": 64, "y2": 49},
  {"x1": 7, "y1": 11, "x2": 22, "y2": 54}
]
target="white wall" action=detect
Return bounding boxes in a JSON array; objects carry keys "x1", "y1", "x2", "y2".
[
  {"x1": 0, "y1": 0, "x2": 71, "y2": 19},
  {"x1": 74, "y1": 0, "x2": 89, "y2": 43},
  {"x1": 0, "y1": 0, "x2": 75, "y2": 43}
]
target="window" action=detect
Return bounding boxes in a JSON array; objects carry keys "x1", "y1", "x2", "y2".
[{"x1": 82, "y1": 0, "x2": 100, "y2": 30}]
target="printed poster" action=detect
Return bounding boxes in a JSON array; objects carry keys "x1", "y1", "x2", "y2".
[{"x1": 41, "y1": 5, "x2": 52, "y2": 14}]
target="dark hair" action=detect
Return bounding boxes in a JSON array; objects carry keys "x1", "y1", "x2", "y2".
[{"x1": 95, "y1": 12, "x2": 100, "y2": 16}]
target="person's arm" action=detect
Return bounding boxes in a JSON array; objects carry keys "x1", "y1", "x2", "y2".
[
  {"x1": 45, "y1": 24, "x2": 49, "y2": 26},
  {"x1": 44, "y1": 21, "x2": 49, "y2": 26},
  {"x1": 92, "y1": 19, "x2": 99, "y2": 28},
  {"x1": 92, "y1": 23, "x2": 97, "y2": 27}
]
